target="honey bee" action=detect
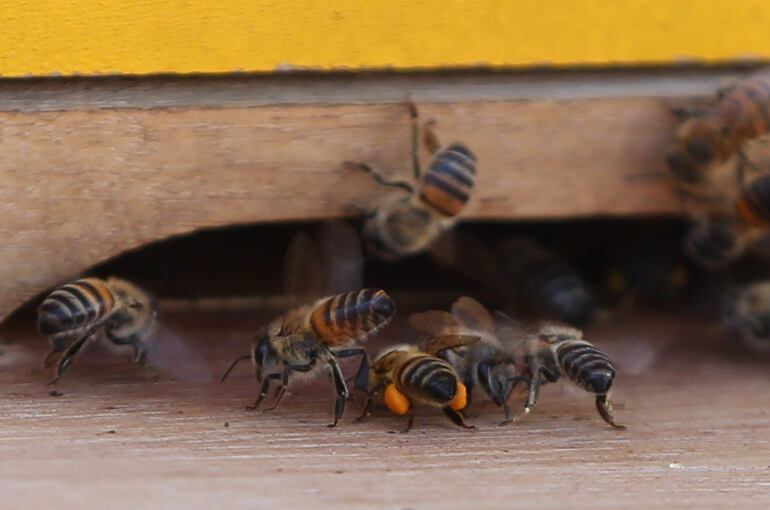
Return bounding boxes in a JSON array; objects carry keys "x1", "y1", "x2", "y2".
[
  {"x1": 667, "y1": 68, "x2": 770, "y2": 185},
  {"x1": 355, "y1": 335, "x2": 479, "y2": 432},
  {"x1": 497, "y1": 237, "x2": 595, "y2": 325},
  {"x1": 221, "y1": 225, "x2": 396, "y2": 427},
  {"x1": 408, "y1": 297, "x2": 531, "y2": 425},
  {"x1": 37, "y1": 277, "x2": 157, "y2": 384},
  {"x1": 344, "y1": 101, "x2": 477, "y2": 260},
  {"x1": 725, "y1": 281, "x2": 770, "y2": 354},
  {"x1": 685, "y1": 176, "x2": 770, "y2": 270},
  {"x1": 520, "y1": 323, "x2": 625, "y2": 429}
]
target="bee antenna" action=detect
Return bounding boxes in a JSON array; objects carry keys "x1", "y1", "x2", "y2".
[{"x1": 220, "y1": 354, "x2": 251, "y2": 383}]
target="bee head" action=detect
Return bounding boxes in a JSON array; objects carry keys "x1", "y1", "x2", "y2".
[{"x1": 251, "y1": 328, "x2": 275, "y2": 383}]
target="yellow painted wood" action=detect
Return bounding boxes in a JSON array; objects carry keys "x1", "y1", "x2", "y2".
[{"x1": 1, "y1": 0, "x2": 770, "y2": 77}]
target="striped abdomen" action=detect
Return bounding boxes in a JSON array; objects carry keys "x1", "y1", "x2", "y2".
[
  {"x1": 37, "y1": 278, "x2": 116, "y2": 337},
  {"x1": 419, "y1": 144, "x2": 476, "y2": 217},
  {"x1": 554, "y1": 340, "x2": 616, "y2": 395},
  {"x1": 310, "y1": 289, "x2": 395, "y2": 346},
  {"x1": 736, "y1": 176, "x2": 770, "y2": 227},
  {"x1": 719, "y1": 73, "x2": 770, "y2": 140},
  {"x1": 397, "y1": 354, "x2": 458, "y2": 406}
]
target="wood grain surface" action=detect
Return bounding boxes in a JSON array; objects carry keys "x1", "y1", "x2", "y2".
[
  {"x1": 0, "y1": 310, "x2": 768, "y2": 509},
  {"x1": 0, "y1": 96, "x2": 686, "y2": 321}
]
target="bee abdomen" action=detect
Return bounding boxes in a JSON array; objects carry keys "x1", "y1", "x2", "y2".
[
  {"x1": 399, "y1": 355, "x2": 458, "y2": 405},
  {"x1": 556, "y1": 342, "x2": 615, "y2": 394},
  {"x1": 311, "y1": 289, "x2": 395, "y2": 346},
  {"x1": 736, "y1": 176, "x2": 770, "y2": 227},
  {"x1": 419, "y1": 144, "x2": 476, "y2": 217},
  {"x1": 37, "y1": 278, "x2": 116, "y2": 336}
]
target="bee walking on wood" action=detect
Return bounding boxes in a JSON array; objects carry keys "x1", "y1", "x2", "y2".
[
  {"x1": 667, "y1": 68, "x2": 770, "y2": 185},
  {"x1": 37, "y1": 277, "x2": 157, "y2": 385},
  {"x1": 409, "y1": 297, "x2": 531, "y2": 425},
  {"x1": 520, "y1": 323, "x2": 625, "y2": 429},
  {"x1": 356, "y1": 334, "x2": 479, "y2": 432},
  {"x1": 221, "y1": 224, "x2": 395, "y2": 427},
  {"x1": 344, "y1": 101, "x2": 477, "y2": 260},
  {"x1": 725, "y1": 281, "x2": 770, "y2": 354}
]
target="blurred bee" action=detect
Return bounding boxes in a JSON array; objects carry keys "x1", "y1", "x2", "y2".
[
  {"x1": 666, "y1": 68, "x2": 770, "y2": 185},
  {"x1": 497, "y1": 237, "x2": 595, "y2": 326},
  {"x1": 520, "y1": 323, "x2": 625, "y2": 429},
  {"x1": 409, "y1": 297, "x2": 531, "y2": 425},
  {"x1": 356, "y1": 334, "x2": 479, "y2": 432},
  {"x1": 38, "y1": 277, "x2": 157, "y2": 384},
  {"x1": 685, "y1": 176, "x2": 770, "y2": 270},
  {"x1": 344, "y1": 101, "x2": 477, "y2": 260},
  {"x1": 221, "y1": 224, "x2": 395, "y2": 427},
  {"x1": 724, "y1": 281, "x2": 770, "y2": 354}
]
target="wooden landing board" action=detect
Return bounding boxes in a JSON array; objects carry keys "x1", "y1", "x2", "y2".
[
  {"x1": 0, "y1": 83, "x2": 692, "y2": 321},
  {"x1": 0, "y1": 311, "x2": 768, "y2": 509}
]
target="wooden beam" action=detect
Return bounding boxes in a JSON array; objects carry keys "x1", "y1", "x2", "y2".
[{"x1": 0, "y1": 71, "x2": 715, "y2": 320}]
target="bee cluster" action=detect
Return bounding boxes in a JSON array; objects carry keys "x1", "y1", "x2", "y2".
[{"x1": 32, "y1": 81, "x2": 770, "y2": 431}]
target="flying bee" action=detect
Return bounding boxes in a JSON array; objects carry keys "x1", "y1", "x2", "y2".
[
  {"x1": 666, "y1": 68, "x2": 770, "y2": 185},
  {"x1": 724, "y1": 281, "x2": 770, "y2": 354},
  {"x1": 497, "y1": 237, "x2": 595, "y2": 326},
  {"x1": 221, "y1": 224, "x2": 396, "y2": 427},
  {"x1": 37, "y1": 277, "x2": 157, "y2": 384},
  {"x1": 344, "y1": 101, "x2": 477, "y2": 260},
  {"x1": 355, "y1": 335, "x2": 479, "y2": 432},
  {"x1": 518, "y1": 323, "x2": 625, "y2": 429},
  {"x1": 409, "y1": 297, "x2": 531, "y2": 425}
]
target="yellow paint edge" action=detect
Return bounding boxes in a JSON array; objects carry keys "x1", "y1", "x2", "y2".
[{"x1": 3, "y1": 0, "x2": 770, "y2": 77}]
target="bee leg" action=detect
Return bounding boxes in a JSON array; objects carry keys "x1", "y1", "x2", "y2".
[
  {"x1": 263, "y1": 369, "x2": 291, "y2": 412},
  {"x1": 49, "y1": 330, "x2": 96, "y2": 386},
  {"x1": 246, "y1": 372, "x2": 282, "y2": 411},
  {"x1": 442, "y1": 407, "x2": 476, "y2": 430},
  {"x1": 343, "y1": 161, "x2": 414, "y2": 193},
  {"x1": 106, "y1": 332, "x2": 148, "y2": 365},
  {"x1": 331, "y1": 347, "x2": 370, "y2": 400},
  {"x1": 423, "y1": 118, "x2": 441, "y2": 155},
  {"x1": 355, "y1": 381, "x2": 387, "y2": 422},
  {"x1": 327, "y1": 356, "x2": 349, "y2": 428},
  {"x1": 595, "y1": 394, "x2": 627, "y2": 430},
  {"x1": 499, "y1": 376, "x2": 530, "y2": 426},
  {"x1": 400, "y1": 407, "x2": 416, "y2": 433},
  {"x1": 463, "y1": 376, "x2": 475, "y2": 408},
  {"x1": 407, "y1": 99, "x2": 422, "y2": 179}
]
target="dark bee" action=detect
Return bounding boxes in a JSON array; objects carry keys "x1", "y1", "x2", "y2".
[
  {"x1": 684, "y1": 215, "x2": 749, "y2": 270},
  {"x1": 520, "y1": 323, "x2": 625, "y2": 429},
  {"x1": 221, "y1": 227, "x2": 396, "y2": 427},
  {"x1": 498, "y1": 237, "x2": 595, "y2": 326},
  {"x1": 409, "y1": 297, "x2": 531, "y2": 425},
  {"x1": 725, "y1": 281, "x2": 770, "y2": 354},
  {"x1": 735, "y1": 174, "x2": 770, "y2": 227},
  {"x1": 37, "y1": 277, "x2": 157, "y2": 384},
  {"x1": 667, "y1": 68, "x2": 770, "y2": 184},
  {"x1": 345, "y1": 101, "x2": 477, "y2": 260},
  {"x1": 356, "y1": 335, "x2": 479, "y2": 432}
]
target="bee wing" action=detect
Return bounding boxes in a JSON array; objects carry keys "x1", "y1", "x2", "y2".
[
  {"x1": 422, "y1": 334, "x2": 481, "y2": 356},
  {"x1": 317, "y1": 221, "x2": 363, "y2": 294},
  {"x1": 407, "y1": 310, "x2": 462, "y2": 336},
  {"x1": 493, "y1": 311, "x2": 530, "y2": 372},
  {"x1": 283, "y1": 231, "x2": 324, "y2": 309},
  {"x1": 451, "y1": 296, "x2": 495, "y2": 334},
  {"x1": 145, "y1": 323, "x2": 213, "y2": 382}
]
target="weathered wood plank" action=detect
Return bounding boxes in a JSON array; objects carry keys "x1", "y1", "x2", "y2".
[{"x1": 0, "y1": 97, "x2": 686, "y2": 320}]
